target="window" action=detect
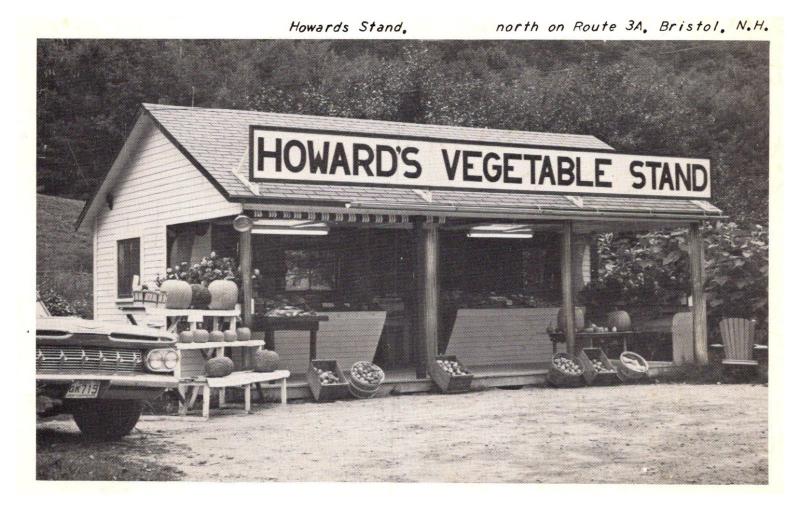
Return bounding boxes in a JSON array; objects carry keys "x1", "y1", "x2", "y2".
[
  {"x1": 284, "y1": 250, "x2": 336, "y2": 291},
  {"x1": 117, "y1": 237, "x2": 140, "y2": 299}
]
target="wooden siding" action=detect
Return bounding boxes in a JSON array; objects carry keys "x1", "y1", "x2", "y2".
[
  {"x1": 445, "y1": 308, "x2": 559, "y2": 367},
  {"x1": 270, "y1": 311, "x2": 387, "y2": 374},
  {"x1": 93, "y1": 117, "x2": 242, "y2": 323}
]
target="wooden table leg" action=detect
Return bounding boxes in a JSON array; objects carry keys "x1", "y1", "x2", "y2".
[
  {"x1": 219, "y1": 387, "x2": 226, "y2": 408},
  {"x1": 280, "y1": 378, "x2": 287, "y2": 404},
  {"x1": 310, "y1": 330, "x2": 317, "y2": 360},
  {"x1": 265, "y1": 329, "x2": 275, "y2": 350},
  {"x1": 256, "y1": 382, "x2": 265, "y2": 403},
  {"x1": 202, "y1": 386, "x2": 211, "y2": 419},
  {"x1": 244, "y1": 385, "x2": 251, "y2": 413}
]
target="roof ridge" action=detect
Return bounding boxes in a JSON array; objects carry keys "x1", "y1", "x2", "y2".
[{"x1": 141, "y1": 103, "x2": 609, "y2": 143}]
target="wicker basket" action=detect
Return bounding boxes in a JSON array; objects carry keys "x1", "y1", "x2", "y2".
[
  {"x1": 430, "y1": 355, "x2": 474, "y2": 393},
  {"x1": 547, "y1": 352, "x2": 585, "y2": 388},
  {"x1": 577, "y1": 348, "x2": 619, "y2": 386},
  {"x1": 307, "y1": 359, "x2": 350, "y2": 402},
  {"x1": 617, "y1": 351, "x2": 650, "y2": 382},
  {"x1": 132, "y1": 289, "x2": 166, "y2": 308},
  {"x1": 347, "y1": 361, "x2": 385, "y2": 398}
]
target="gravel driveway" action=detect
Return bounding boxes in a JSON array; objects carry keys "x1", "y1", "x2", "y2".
[{"x1": 37, "y1": 383, "x2": 768, "y2": 483}]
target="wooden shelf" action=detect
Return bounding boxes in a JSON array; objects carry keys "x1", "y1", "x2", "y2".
[{"x1": 176, "y1": 340, "x2": 264, "y2": 350}]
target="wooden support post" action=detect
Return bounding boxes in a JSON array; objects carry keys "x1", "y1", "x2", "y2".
[
  {"x1": 414, "y1": 219, "x2": 439, "y2": 379},
  {"x1": 561, "y1": 221, "x2": 576, "y2": 355},
  {"x1": 689, "y1": 222, "x2": 709, "y2": 365},
  {"x1": 240, "y1": 229, "x2": 253, "y2": 328}
]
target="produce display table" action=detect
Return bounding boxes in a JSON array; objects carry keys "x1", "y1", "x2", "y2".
[
  {"x1": 180, "y1": 369, "x2": 290, "y2": 419},
  {"x1": 253, "y1": 315, "x2": 329, "y2": 360},
  {"x1": 548, "y1": 330, "x2": 637, "y2": 354},
  {"x1": 145, "y1": 306, "x2": 242, "y2": 333}
]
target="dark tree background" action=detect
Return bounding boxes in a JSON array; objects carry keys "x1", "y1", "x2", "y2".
[{"x1": 36, "y1": 40, "x2": 769, "y2": 225}]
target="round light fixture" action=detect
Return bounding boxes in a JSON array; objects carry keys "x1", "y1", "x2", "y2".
[{"x1": 233, "y1": 215, "x2": 253, "y2": 232}]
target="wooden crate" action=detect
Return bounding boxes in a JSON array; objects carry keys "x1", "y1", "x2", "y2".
[
  {"x1": 429, "y1": 355, "x2": 474, "y2": 393},
  {"x1": 577, "y1": 347, "x2": 619, "y2": 385},
  {"x1": 307, "y1": 359, "x2": 350, "y2": 402},
  {"x1": 546, "y1": 353, "x2": 585, "y2": 388}
]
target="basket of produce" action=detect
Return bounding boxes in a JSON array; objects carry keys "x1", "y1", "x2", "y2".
[
  {"x1": 348, "y1": 361, "x2": 385, "y2": 399},
  {"x1": 307, "y1": 359, "x2": 350, "y2": 402},
  {"x1": 547, "y1": 352, "x2": 585, "y2": 388},
  {"x1": 430, "y1": 355, "x2": 473, "y2": 393},
  {"x1": 132, "y1": 288, "x2": 166, "y2": 308},
  {"x1": 577, "y1": 347, "x2": 619, "y2": 385},
  {"x1": 617, "y1": 351, "x2": 649, "y2": 382}
]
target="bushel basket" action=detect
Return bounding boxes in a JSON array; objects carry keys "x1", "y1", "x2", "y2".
[
  {"x1": 617, "y1": 351, "x2": 649, "y2": 382},
  {"x1": 430, "y1": 355, "x2": 473, "y2": 393},
  {"x1": 347, "y1": 361, "x2": 385, "y2": 399},
  {"x1": 547, "y1": 352, "x2": 585, "y2": 388}
]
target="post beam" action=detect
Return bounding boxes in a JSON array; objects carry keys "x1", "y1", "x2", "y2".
[
  {"x1": 414, "y1": 219, "x2": 439, "y2": 378},
  {"x1": 689, "y1": 222, "x2": 709, "y2": 365},
  {"x1": 561, "y1": 221, "x2": 576, "y2": 355},
  {"x1": 240, "y1": 229, "x2": 253, "y2": 328}
]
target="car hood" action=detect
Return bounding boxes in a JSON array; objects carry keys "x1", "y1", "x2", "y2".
[{"x1": 36, "y1": 316, "x2": 176, "y2": 347}]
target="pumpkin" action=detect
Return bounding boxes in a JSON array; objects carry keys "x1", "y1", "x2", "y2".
[
  {"x1": 190, "y1": 284, "x2": 211, "y2": 309},
  {"x1": 607, "y1": 310, "x2": 632, "y2": 331},
  {"x1": 208, "y1": 280, "x2": 238, "y2": 310},
  {"x1": 557, "y1": 306, "x2": 586, "y2": 332},
  {"x1": 160, "y1": 280, "x2": 192, "y2": 309},
  {"x1": 205, "y1": 356, "x2": 234, "y2": 378},
  {"x1": 193, "y1": 329, "x2": 210, "y2": 343},
  {"x1": 178, "y1": 330, "x2": 194, "y2": 343},
  {"x1": 223, "y1": 330, "x2": 238, "y2": 342},
  {"x1": 209, "y1": 330, "x2": 225, "y2": 343},
  {"x1": 254, "y1": 350, "x2": 280, "y2": 372},
  {"x1": 236, "y1": 327, "x2": 251, "y2": 341}
]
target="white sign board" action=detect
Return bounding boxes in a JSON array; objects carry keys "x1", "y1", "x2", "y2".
[{"x1": 249, "y1": 126, "x2": 711, "y2": 199}]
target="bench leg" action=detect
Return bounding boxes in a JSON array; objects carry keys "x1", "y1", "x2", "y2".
[
  {"x1": 244, "y1": 385, "x2": 251, "y2": 413},
  {"x1": 184, "y1": 386, "x2": 200, "y2": 414},
  {"x1": 281, "y1": 378, "x2": 287, "y2": 405},
  {"x1": 202, "y1": 386, "x2": 211, "y2": 419}
]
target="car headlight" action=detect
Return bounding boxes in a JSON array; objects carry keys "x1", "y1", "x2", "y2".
[{"x1": 146, "y1": 349, "x2": 177, "y2": 372}]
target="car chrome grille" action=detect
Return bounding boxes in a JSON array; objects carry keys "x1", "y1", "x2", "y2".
[{"x1": 36, "y1": 346, "x2": 145, "y2": 374}]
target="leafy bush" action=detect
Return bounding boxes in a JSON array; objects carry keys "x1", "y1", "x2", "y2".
[
  {"x1": 37, "y1": 272, "x2": 92, "y2": 318},
  {"x1": 580, "y1": 222, "x2": 768, "y2": 339}
]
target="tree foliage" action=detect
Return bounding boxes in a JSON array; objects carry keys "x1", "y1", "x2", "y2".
[{"x1": 37, "y1": 40, "x2": 768, "y2": 224}]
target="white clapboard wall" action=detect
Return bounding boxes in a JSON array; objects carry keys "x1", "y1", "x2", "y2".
[
  {"x1": 93, "y1": 116, "x2": 242, "y2": 323},
  {"x1": 445, "y1": 308, "x2": 559, "y2": 367},
  {"x1": 272, "y1": 311, "x2": 387, "y2": 374}
]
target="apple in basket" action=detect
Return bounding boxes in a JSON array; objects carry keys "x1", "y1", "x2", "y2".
[
  {"x1": 553, "y1": 356, "x2": 582, "y2": 375},
  {"x1": 313, "y1": 367, "x2": 341, "y2": 385},
  {"x1": 436, "y1": 359, "x2": 469, "y2": 376},
  {"x1": 591, "y1": 359, "x2": 616, "y2": 374},
  {"x1": 351, "y1": 361, "x2": 384, "y2": 385}
]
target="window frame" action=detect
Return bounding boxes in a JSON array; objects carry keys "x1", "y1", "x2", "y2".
[{"x1": 116, "y1": 236, "x2": 142, "y2": 301}]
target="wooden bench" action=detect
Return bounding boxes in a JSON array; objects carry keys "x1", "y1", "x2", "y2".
[{"x1": 181, "y1": 370, "x2": 290, "y2": 419}]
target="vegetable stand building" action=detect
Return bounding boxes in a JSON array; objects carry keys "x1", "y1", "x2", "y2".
[{"x1": 76, "y1": 103, "x2": 722, "y2": 397}]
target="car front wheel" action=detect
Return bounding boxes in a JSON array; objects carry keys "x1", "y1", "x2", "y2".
[{"x1": 72, "y1": 400, "x2": 143, "y2": 440}]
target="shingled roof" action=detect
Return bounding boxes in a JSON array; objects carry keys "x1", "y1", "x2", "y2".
[{"x1": 76, "y1": 103, "x2": 723, "y2": 229}]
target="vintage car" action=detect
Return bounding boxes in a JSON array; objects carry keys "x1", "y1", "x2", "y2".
[{"x1": 36, "y1": 299, "x2": 178, "y2": 439}]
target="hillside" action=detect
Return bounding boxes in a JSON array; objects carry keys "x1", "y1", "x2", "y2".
[{"x1": 37, "y1": 194, "x2": 92, "y2": 316}]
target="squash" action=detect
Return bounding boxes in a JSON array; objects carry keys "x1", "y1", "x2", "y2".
[
  {"x1": 193, "y1": 329, "x2": 210, "y2": 343},
  {"x1": 254, "y1": 350, "x2": 280, "y2": 372},
  {"x1": 223, "y1": 330, "x2": 238, "y2": 342},
  {"x1": 178, "y1": 330, "x2": 194, "y2": 343},
  {"x1": 236, "y1": 327, "x2": 251, "y2": 341},
  {"x1": 209, "y1": 330, "x2": 225, "y2": 343},
  {"x1": 190, "y1": 283, "x2": 211, "y2": 309},
  {"x1": 205, "y1": 356, "x2": 234, "y2": 378},
  {"x1": 607, "y1": 310, "x2": 632, "y2": 331},
  {"x1": 208, "y1": 280, "x2": 239, "y2": 310},
  {"x1": 160, "y1": 280, "x2": 192, "y2": 309},
  {"x1": 557, "y1": 306, "x2": 586, "y2": 332}
]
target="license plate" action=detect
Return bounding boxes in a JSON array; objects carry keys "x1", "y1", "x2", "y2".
[{"x1": 65, "y1": 381, "x2": 101, "y2": 399}]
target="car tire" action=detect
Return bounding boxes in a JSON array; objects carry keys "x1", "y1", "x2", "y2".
[{"x1": 72, "y1": 400, "x2": 143, "y2": 440}]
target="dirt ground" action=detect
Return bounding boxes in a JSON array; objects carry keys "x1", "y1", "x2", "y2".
[{"x1": 36, "y1": 383, "x2": 768, "y2": 483}]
